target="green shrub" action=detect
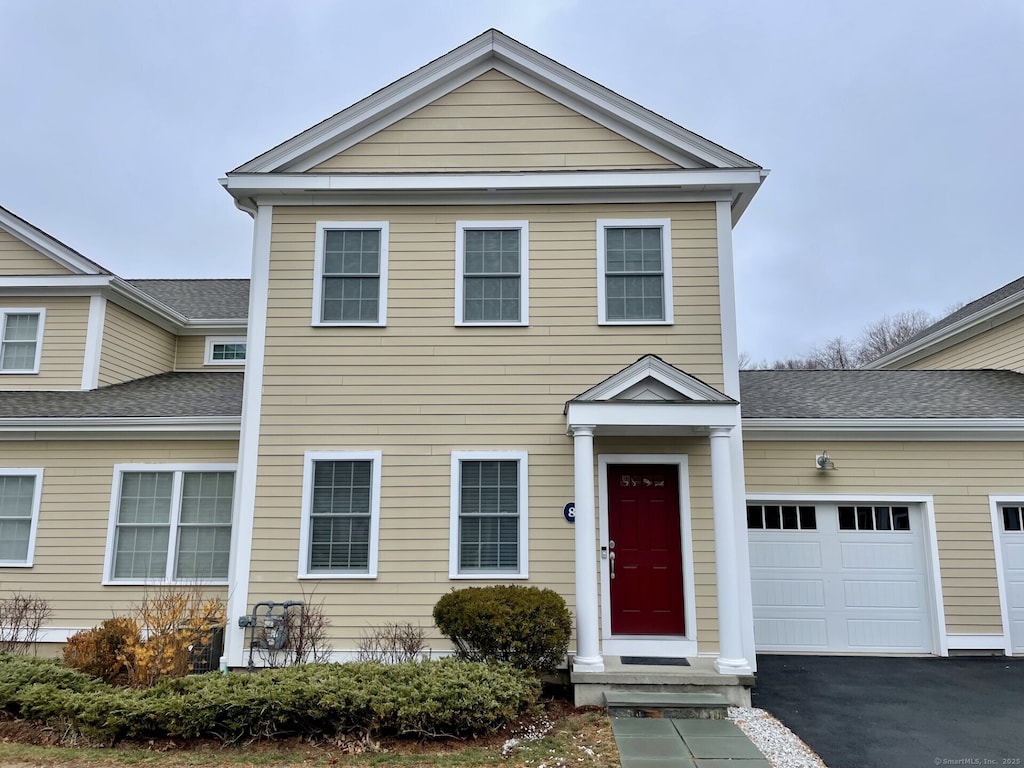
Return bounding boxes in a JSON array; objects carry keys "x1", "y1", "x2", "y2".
[
  {"x1": 62, "y1": 617, "x2": 139, "y2": 685},
  {"x1": 0, "y1": 654, "x2": 538, "y2": 744},
  {"x1": 432, "y1": 585, "x2": 572, "y2": 674}
]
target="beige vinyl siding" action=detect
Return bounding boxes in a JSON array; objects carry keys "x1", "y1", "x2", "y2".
[
  {"x1": 0, "y1": 230, "x2": 75, "y2": 275},
  {"x1": 0, "y1": 296, "x2": 90, "y2": 390},
  {"x1": 743, "y1": 439, "x2": 1024, "y2": 636},
  {"x1": 898, "y1": 315, "x2": 1024, "y2": 372},
  {"x1": 312, "y1": 70, "x2": 679, "y2": 173},
  {"x1": 98, "y1": 303, "x2": 176, "y2": 386},
  {"x1": 248, "y1": 201, "x2": 724, "y2": 653},
  {"x1": 0, "y1": 439, "x2": 238, "y2": 630}
]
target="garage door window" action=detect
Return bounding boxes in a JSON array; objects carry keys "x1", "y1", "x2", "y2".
[
  {"x1": 838, "y1": 505, "x2": 910, "y2": 532},
  {"x1": 747, "y1": 504, "x2": 816, "y2": 530},
  {"x1": 1002, "y1": 505, "x2": 1023, "y2": 532}
]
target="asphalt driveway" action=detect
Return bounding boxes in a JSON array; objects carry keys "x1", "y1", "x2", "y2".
[{"x1": 751, "y1": 654, "x2": 1024, "y2": 768}]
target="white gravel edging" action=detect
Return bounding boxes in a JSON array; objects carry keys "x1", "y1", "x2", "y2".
[{"x1": 728, "y1": 707, "x2": 829, "y2": 768}]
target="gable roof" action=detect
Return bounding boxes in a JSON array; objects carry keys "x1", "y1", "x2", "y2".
[
  {"x1": 128, "y1": 279, "x2": 250, "y2": 320},
  {"x1": 230, "y1": 29, "x2": 760, "y2": 176},
  {"x1": 739, "y1": 369, "x2": 1024, "y2": 419},
  {"x1": 0, "y1": 372, "x2": 243, "y2": 421},
  {"x1": 865, "y1": 273, "x2": 1024, "y2": 369},
  {"x1": 0, "y1": 204, "x2": 112, "y2": 275},
  {"x1": 570, "y1": 354, "x2": 734, "y2": 405}
]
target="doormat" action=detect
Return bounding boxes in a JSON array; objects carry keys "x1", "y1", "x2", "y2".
[{"x1": 621, "y1": 656, "x2": 690, "y2": 666}]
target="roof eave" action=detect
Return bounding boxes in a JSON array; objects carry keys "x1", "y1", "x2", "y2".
[
  {"x1": 743, "y1": 417, "x2": 1024, "y2": 441},
  {"x1": 865, "y1": 290, "x2": 1024, "y2": 369}
]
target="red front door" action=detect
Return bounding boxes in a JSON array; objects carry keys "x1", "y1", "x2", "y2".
[{"x1": 608, "y1": 464, "x2": 684, "y2": 635}]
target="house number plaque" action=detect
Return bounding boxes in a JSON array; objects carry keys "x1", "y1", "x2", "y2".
[{"x1": 563, "y1": 502, "x2": 575, "y2": 523}]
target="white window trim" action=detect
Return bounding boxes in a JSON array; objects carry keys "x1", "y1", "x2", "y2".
[
  {"x1": 204, "y1": 336, "x2": 247, "y2": 365},
  {"x1": 596, "y1": 219, "x2": 674, "y2": 325},
  {"x1": 0, "y1": 468, "x2": 44, "y2": 568},
  {"x1": 454, "y1": 221, "x2": 529, "y2": 326},
  {"x1": 0, "y1": 308, "x2": 46, "y2": 374},
  {"x1": 102, "y1": 463, "x2": 237, "y2": 586},
  {"x1": 298, "y1": 450, "x2": 382, "y2": 579},
  {"x1": 312, "y1": 221, "x2": 390, "y2": 327},
  {"x1": 449, "y1": 450, "x2": 529, "y2": 579}
]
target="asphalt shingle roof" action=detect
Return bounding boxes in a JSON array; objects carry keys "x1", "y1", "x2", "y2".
[
  {"x1": 0, "y1": 372, "x2": 243, "y2": 420},
  {"x1": 896, "y1": 274, "x2": 1024, "y2": 350},
  {"x1": 128, "y1": 279, "x2": 250, "y2": 320},
  {"x1": 739, "y1": 369, "x2": 1024, "y2": 419}
]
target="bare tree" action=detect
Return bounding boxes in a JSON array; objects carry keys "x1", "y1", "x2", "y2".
[
  {"x1": 855, "y1": 310, "x2": 934, "y2": 365},
  {"x1": 746, "y1": 306, "x2": 941, "y2": 370}
]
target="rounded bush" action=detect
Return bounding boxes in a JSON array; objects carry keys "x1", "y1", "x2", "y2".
[{"x1": 432, "y1": 585, "x2": 572, "y2": 674}]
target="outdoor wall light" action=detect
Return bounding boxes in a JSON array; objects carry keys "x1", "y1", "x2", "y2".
[{"x1": 815, "y1": 450, "x2": 836, "y2": 471}]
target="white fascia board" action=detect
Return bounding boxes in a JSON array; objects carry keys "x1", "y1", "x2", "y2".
[
  {"x1": 742, "y1": 418, "x2": 1024, "y2": 441},
  {"x1": 251, "y1": 189, "x2": 736, "y2": 209},
  {"x1": 180, "y1": 319, "x2": 248, "y2": 335},
  {"x1": 0, "y1": 212, "x2": 106, "y2": 275},
  {"x1": 567, "y1": 401, "x2": 738, "y2": 429},
  {"x1": 0, "y1": 276, "x2": 112, "y2": 291},
  {"x1": 0, "y1": 418, "x2": 240, "y2": 438},
  {"x1": 866, "y1": 292, "x2": 1024, "y2": 369},
  {"x1": 224, "y1": 168, "x2": 763, "y2": 196}
]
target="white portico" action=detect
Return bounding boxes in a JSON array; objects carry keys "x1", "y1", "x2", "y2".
[{"x1": 564, "y1": 355, "x2": 753, "y2": 676}]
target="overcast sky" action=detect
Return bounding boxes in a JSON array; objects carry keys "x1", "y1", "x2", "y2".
[{"x1": 2, "y1": 0, "x2": 1021, "y2": 361}]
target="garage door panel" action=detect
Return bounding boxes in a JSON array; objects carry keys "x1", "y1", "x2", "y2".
[
  {"x1": 841, "y1": 541, "x2": 916, "y2": 569},
  {"x1": 753, "y1": 579, "x2": 825, "y2": 607},
  {"x1": 844, "y1": 580, "x2": 922, "y2": 609},
  {"x1": 754, "y1": 618, "x2": 828, "y2": 648},
  {"x1": 848, "y1": 619, "x2": 927, "y2": 649},
  {"x1": 749, "y1": 501, "x2": 934, "y2": 654},
  {"x1": 750, "y1": 540, "x2": 822, "y2": 568}
]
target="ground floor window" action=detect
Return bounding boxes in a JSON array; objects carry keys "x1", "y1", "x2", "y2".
[
  {"x1": 299, "y1": 451, "x2": 381, "y2": 578},
  {"x1": 449, "y1": 451, "x2": 528, "y2": 578},
  {"x1": 107, "y1": 465, "x2": 234, "y2": 583},
  {"x1": 0, "y1": 470, "x2": 43, "y2": 566}
]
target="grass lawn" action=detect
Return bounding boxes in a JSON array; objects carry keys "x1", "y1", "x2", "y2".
[{"x1": 0, "y1": 703, "x2": 619, "y2": 768}]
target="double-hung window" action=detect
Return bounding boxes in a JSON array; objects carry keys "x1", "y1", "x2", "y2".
[
  {"x1": 300, "y1": 451, "x2": 381, "y2": 578},
  {"x1": 0, "y1": 309, "x2": 45, "y2": 373},
  {"x1": 0, "y1": 469, "x2": 43, "y2": 567},
  {"x1": 313, "y1": 222, "x2": 389, "y2": 326},
  {"x1": 106, "y1": 465, "x2": 235, "y2": 583},
  {"x1": 449, "y1": 451, "x2": 528, "y2": 578},
  {"x1": 596, "y1": 220, "x2": 673, "y2": 324},
  {"x1": 455, "y1": 222, "x2": 529, "y2": 325}
]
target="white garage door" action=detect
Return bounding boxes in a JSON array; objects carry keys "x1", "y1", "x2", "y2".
[
  {"x1": 748, "y1": 502, "x2": 934, "y2": 653},
  {"x1": 998, "y1": 503, "x2": 1024, "y2": 653}
]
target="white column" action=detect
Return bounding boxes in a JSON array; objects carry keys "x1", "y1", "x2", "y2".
[
  {"x1": 710, "y1": 426, "x2": 752, "y2": 675},
  {"x1": 570, "y1": 424, "x2": 604, "y2": 672}
]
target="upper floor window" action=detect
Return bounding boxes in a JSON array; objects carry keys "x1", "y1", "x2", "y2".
[
  {"x1": 0, "y1": 309, "x2": 45, "y2": 373},
  {"x1": 299, "y1": 451, "x2": 382, "y2": 579},
  {"x1": 455, "y1": 222, "x2": 529, "y2": 326},
  {"x1": 313, "y1": 222, "x2": 389, "y2": 327},
  {"x1": 104, "y1": 465, "x2": 235, "y2": 584},
  {"x1": 449, "y1": 451, "x2": 529, "y2": 579},
  {"x1": 205, "y1": 337, "x2": 247, "y2": 365},
  {"x1": 596, "y1": 220, "x2": 673, "y2": 325},
  {"x1": 0, "y1": 469, "x2": 43, "y2": 567}
]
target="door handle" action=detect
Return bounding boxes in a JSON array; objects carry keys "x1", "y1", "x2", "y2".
[{"x1": 609, "y1": 550, "x2": 616, "y2": 580}]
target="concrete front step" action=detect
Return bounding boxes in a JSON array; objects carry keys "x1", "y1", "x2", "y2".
[
  {"x1": 605, "y1": 691, "x2": 731, "y2": 720},
  {"x1": 571, "y1": 656, "x2": 753, "y2": 707}
]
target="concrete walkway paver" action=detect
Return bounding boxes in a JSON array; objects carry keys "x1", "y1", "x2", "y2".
[{"x1": 611, "y1": 716, "x2": 770, "y2": 768}]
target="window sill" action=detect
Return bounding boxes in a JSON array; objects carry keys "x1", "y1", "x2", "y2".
[
  {"x1": 102, "y1": 579, "x2": 230, "y2": 587},
  {"x1": 448, "y1": 572, "x2": 529, "y2": 580},
  {"x1": 455, "y1": 321, "x2": 529, "y2": 328},
  {"x1": 598, "y1": 319, "x2": 674, "y2": 326},
  {"x1": 298, "y1": 572, "x2": 378, "y2": 580},
  {"x1": 312, "y1": 321, "x2": 386, "y2": 328},
  {"x1": 0, "y1": 561, "x2": 33, "y2": 568},
  {"x1": 0, "y1": 370, "x2": 39, "y2": 375}
]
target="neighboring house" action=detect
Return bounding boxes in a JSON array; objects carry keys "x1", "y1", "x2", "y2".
[{"x1": 2, "y1": 30, "x2": 1023, "y2": 693}]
